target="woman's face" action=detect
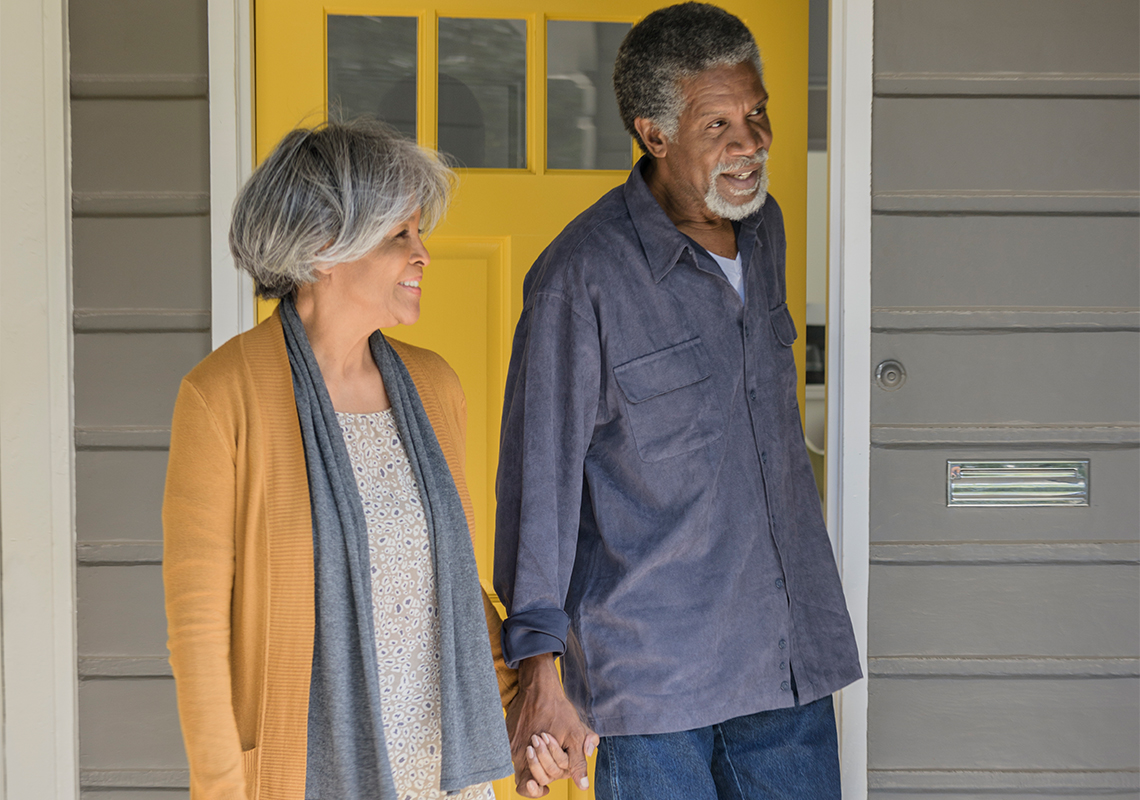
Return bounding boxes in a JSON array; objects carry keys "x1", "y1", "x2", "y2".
[{"x1": 327, "y1": 208, "x2": 429, "y2": 328}]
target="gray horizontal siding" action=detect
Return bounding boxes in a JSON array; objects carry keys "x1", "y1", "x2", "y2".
[
  {"x1": 869, "y1": 677, "x2": 1139, "y2": 769},
  {"x1": 79, "y1": 680, "x2": 187, "y2": 770},
  {"x1": 870, "y1": 330, "x2": 1140, "y2": 424},
  {"x1": 70, "y1": 0, "x2": 208, "y2": 792},
  {"x1": 868, "y1": 563, "x2": 1140, "y2": 657},
  {"x1": 77, "y1": 566, "x2": 167, "y2": 657},
  {"x1": 72, "y1": 217, "x2": 210, "y2": 310},
  {"x1": 873, "y1": 97, "x2": 1139, "y2": 195},
  {"x1": 73, "y1": 332, "x2": 209, "y2": 429},
  {"x1": 874, "y1": 0, "x2": 1140, "y2": 77}
]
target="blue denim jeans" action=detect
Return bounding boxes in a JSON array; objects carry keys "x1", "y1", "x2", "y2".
[{"x1": 593, "y1": 696, "x2": 841, "y2": 800}]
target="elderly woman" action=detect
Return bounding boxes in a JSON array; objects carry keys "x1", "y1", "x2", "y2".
[{"x1": 163, "y1": 120, "x2": 567, "y2": 799}]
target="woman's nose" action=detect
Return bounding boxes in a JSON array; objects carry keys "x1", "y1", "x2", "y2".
[{"x1": 413, "y1": 236, "x2": 430, "y2": 267}]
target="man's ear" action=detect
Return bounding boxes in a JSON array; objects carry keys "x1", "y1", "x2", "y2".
[{"x1": 634, "y1": 118, "x2": 668, "y2": 159}]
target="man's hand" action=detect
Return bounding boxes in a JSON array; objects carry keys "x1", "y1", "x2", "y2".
[{"x1": 506, "y1": 653, "x2": 600, "y2": 797}]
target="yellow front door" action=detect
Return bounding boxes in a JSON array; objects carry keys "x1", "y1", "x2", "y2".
[{"x1": 256, "y1": 3, "x2": 808, "y2": 797}]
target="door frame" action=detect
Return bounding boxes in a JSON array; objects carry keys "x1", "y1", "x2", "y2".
[
  {"x1": 825, "y1": 1, "x2": 873, "y2": 797},
  {"x1": 0, "y1": 0, "x2": 78, "y2": 794},
  {"x1": 208, "y1": 0, "x2": 257, "y2": 349},
  {"x1": 203, "y1": 2, "x2": 875, "y2": 797}
]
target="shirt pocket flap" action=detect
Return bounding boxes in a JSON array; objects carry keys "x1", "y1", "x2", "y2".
[
  {"x1": 770, "y1": 302, "x2": 797, "y2": 346},
  {"x1": 613, "y1": 338, "x2": 711, "y2": 404}
]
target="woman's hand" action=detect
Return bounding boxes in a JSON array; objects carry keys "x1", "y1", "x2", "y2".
[
  {"x1": 521, "y1": 732, "x2": 571, "y2": 796},
  {"x1": 506, "y1": 653, "x2": 599, "y2": 798}
]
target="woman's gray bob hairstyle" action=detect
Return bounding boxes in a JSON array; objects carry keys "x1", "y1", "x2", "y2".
[
  {"x1": 613, "y1": 2, "x2": 762, "y2": 153},
  {"x1": 230, "y1": 118, "x2": 455, "y2": 299}
]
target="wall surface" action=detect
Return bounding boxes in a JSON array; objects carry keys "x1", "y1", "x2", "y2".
[
  {"x1": 70, "y1": 0, "x2": 210, "y2": 794},
  {"x1": 867, "y1": 0, "x2": 1140, "y2": 796}
]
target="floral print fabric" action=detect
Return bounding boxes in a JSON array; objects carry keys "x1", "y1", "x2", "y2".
[{"x1": 338, "y1": 410, "x2": 495, "y2": 800}]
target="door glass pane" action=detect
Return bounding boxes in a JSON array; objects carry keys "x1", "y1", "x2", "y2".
[
  {"x1": 438, "y1": 18, "x2": 526, "y2": 169},
  {"x1": 547, "y1": 20, "x2": 632, "y2": 170},
  {"x1": 327, "y1": 15, "x2": 417, "y2": 140}
]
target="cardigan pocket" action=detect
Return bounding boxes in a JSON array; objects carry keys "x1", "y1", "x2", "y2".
[
  {"x1": 613, "y1": 337, "x2": 722, "y2": 462},
  {"x1": 241, "y1": 745, "x2": 260, "y2": 798}
]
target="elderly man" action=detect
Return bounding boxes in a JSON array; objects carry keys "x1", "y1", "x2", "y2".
[{"x1": 494, "y1": 4, "x2": 862, "y2": 798}]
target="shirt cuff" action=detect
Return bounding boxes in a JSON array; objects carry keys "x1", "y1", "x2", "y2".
[{"x1": 500, "y1": 608, "x2": 570, "y2": 669}]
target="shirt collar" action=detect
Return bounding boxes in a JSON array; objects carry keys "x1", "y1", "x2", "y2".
[{"x1": 623, "y1": 155, "x2": 765, "y2": 284}]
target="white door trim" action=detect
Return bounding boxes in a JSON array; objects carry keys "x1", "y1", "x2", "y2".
[
  {"x1": 826, "y1": 0, "x2": 873, "y2": 797},
  {"x1": 208, "y1": 0, "x2": 256, "y2": 349},
  {"x1": 0, "y1": 0, "x2": 78, "y2": 795}
]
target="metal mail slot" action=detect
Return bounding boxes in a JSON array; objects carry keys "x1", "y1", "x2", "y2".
[{"x1": 947, "y1": 460, "x2": 1090, "y2": 507}]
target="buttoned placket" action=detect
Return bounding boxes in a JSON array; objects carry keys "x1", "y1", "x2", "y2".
[{"x1": 739, "y1": 224, "x2": 795, "y2": 699}]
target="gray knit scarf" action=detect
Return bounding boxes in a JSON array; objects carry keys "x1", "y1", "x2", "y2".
[{"x1": 280, "y1": 298, "x2": 512, "y2": 799}]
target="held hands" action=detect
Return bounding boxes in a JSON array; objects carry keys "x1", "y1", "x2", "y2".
[{"x1": 506, "y1": 653, "x2": 601, "y2": 797}]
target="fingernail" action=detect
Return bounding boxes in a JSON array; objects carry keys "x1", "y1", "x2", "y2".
[
  {"x1": 527, "y1": 746, "x2": 535, "y2": 758},
  {"x1": 579, "y1": 778, "x2": 590, "y2": 790},
  {"x1": 542, "y1": 732, "x2": 553, "y2": 744},
  {"x1": 585, "y1": 742, "x2": 595, "y2": 756}
]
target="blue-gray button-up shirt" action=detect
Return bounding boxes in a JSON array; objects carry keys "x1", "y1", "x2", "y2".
[{"x1": 494, "y1": 159, "x2": 861, "y2": 736}]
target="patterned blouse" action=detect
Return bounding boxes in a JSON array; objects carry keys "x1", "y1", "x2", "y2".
[{"x1": 338, "y1": 409, "x2": 495, "y2": 800}]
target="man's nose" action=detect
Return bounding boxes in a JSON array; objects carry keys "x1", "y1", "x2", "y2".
[{"x1": 729, "y1": 122, "x2": 769, "y2": 158}]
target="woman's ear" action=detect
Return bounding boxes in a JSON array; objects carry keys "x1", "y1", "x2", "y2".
[
  {"x1": 311, "y1": 262, "x2": 336, "y2": 281},
  {"x1": 634, "y1": 118, "x2": 669, "y2": 159}
]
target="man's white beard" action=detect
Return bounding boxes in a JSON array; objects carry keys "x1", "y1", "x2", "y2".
[{"x1": 704, "y1": 150, "x2": 769, "y2": 221}]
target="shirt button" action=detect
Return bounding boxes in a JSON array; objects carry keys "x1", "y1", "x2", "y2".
[
  {"x1": 779, "y1": 638, "x2": 787, "y2": 650},
  {"x1": 780, "y1": 681, "x2": 790, "y2": 691},
  {"x1": 760, "y1": 451, "x2": 768, "y2": 464},
  {"x1": 780, "y1": 661, "x2": 787, "y2": 670},
  {"x1": 750, "y1": 389, "x2": 757, "y2": 401},
  {"x1": 775, "y1": 578, "x2": 784, "y2": 589}
]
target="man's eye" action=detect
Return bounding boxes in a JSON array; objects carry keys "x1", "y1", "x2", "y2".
[{"x1": 750, "y1": 107, "x2": 767, "y2": 117}]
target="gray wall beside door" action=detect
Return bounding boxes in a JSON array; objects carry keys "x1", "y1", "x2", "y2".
[
  {"x1": 868, "y1": 0, "x2": 1140, "y2": 796},
  {"x1": 70, "y1": 0, "x2": 209, "y2": 795}
]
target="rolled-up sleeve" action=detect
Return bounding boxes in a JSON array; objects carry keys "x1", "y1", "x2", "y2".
[{"x1": 494, "y1": 289, "x2": 600, "y2": 669}]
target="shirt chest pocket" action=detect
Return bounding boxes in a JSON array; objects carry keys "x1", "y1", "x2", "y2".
[{"x1": 612, "y1": 338, "x2": 723, "y2": 462}]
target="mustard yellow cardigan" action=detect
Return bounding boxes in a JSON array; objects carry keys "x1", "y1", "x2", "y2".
[{"x1": 163, "y1": 310, "x2": 518, "y2": 800}]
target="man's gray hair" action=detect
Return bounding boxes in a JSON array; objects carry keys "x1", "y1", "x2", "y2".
[
  {"x1": 613, "y1": 3, "x2": 762, "y2": 153},
  {"x1": 230, "y1": 118, "x2": 455, "y2": 299}
]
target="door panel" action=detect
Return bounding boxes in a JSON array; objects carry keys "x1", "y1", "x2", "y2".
[{"x1": 257, "y1": 3, "x2": 808, "y2": 797}]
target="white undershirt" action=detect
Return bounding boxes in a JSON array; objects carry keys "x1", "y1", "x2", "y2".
[{"x1": 709, "y1": 250, "x2": 745, "y2": 301}]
